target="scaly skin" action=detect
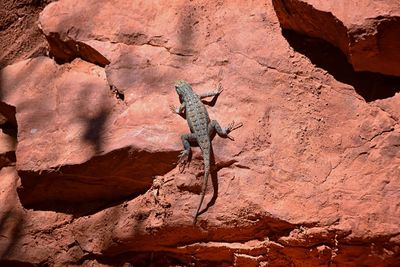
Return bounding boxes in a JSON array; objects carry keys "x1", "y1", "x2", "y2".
[{"x1": 171, "y1": 80, "x2": 242, "y2": 224}]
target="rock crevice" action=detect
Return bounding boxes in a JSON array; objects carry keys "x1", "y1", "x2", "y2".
[{"x1": 272, "y1": 0, "x2": 400, "y2": 77}]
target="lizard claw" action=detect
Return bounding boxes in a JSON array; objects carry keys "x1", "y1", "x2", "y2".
[
  {"x1": 227, "y1": 121, "x2": 243, "y2": 132},
  {"x1": 227, "y1": 121, "x2": 235, "y2": 131},
  {"x1": 177, "y1": 150, "x2": 190, "y2": 172},
  {"x1": 225, "y1": 121, "x2": 243, "y2": 140},
  {"x1": 170, "y1": 105, "x2": 178, "y2": 114},
  {"x1": 227, "y1": 134, "x2": 235, "y2": 141},
  {"x1": 216, "y1": 83, "x2": 224, "y2": 95}
]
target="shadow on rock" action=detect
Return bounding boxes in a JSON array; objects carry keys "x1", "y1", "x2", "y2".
[
  {"x1": 82, "y1": 107, "x2": 110, "y2": 155},
  {"x1": 197, "y1": 147, "x2": 218, "y2": 218},
  {"x1": 0, "y1": 210, "x2": 24, "y2": 260},
  {"x1": 282, "y1": 29, "x2": 400, "y2": 102},
  {"x1": 0, "y1": 169, "x2": 25, "y2": 262},
  {"x1": 75, "y1": 85, "x2": 112, "y2": 155},
  {"x1": 17, "y1": 148, "x2": 178, "y2": 217}
]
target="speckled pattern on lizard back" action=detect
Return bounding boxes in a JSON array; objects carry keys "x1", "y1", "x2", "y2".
[{"x1": 171, "y1": 80, "x2": 242, "y2": 224}]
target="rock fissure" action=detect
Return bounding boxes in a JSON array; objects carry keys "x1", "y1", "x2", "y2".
[
  {"x1": 109, "y1": 85, "x2": 125, "y2": 102},
  {"x1": 364, "y1": 127, "x2": 395, "y2": 142}
]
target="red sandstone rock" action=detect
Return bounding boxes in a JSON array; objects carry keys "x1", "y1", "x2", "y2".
[
  {"x1": 0, "y1": 167, "x2": 74, "y2": 265},
  {"x1": 0, "y1": 0, "x2": 399, "y2": 266},
  {"x1": 0, "y1": 57, "x2": 179, "y2": 213},
  {"x1": 272, "y1": 0, "x2": 400, "y2": 76}
]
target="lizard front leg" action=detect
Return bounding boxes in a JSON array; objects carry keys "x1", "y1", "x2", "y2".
[
  {"x1": 170, "y1": 102, "x2": 186, "y2": 114},
  {"x1": 209, "y1": 120, "x2": 243, "y2": 141},
  {"x1": 178, "y1": 133, "x2": 196, "y2": 172}
]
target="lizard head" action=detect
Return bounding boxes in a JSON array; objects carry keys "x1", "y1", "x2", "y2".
[{"x1": 175, "y1": 80, "x2": 192, "y2": 96}]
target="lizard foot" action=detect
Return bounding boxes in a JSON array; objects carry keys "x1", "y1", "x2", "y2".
[
  {"x1": 169, "y1": 105, "x2": 178, "y2": 114},
  {"x1": 226, "y1": 121, "x2": 243, "y2": 140},
  {"x1": 215, "y1": 83, "x2": 224, "y2": 95},
  {"x1": 177, "y1": 150, "x2": 190, "y2": 172}
]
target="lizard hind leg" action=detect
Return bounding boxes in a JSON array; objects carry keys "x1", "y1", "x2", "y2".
[
  {"x1": 209, "y1": 120, "x2": 243, "y2": 141},
  {"x1": 178, "y1": 133, "x2": 196, "y2": 172}
]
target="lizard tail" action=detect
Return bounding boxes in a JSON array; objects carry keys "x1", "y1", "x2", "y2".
[{"x1": 193, "y1": 150, "x2": 210, "y2": 225}]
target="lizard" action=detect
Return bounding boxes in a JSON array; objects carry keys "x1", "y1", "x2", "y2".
[{"x1": 170, "y1": 80, "x2": 242, "y2": 224}]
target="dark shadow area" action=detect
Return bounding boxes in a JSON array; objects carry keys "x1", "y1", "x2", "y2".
[
  {"x1": 197, "y1": 146, "x2": 218, "y2": 217},
  {"x1": 0, "y1": 65, "x2": 2, "y2": 101},
  {"x1": 75, "y1": 83, "x2": 112, "y2": 155},
  {"x1": 0, "y1": 261, "x2": 35, "y2": 267},
  {"x1": 282, "y1": 29, "x2": 400, "y2": 102},
  {"x1": 17, "y1": 149, "x2": 179, "y2": 217},
  {"x1": 110, "y1": 85, "x2": 125, "y2": 101},
  {"x1": 0, "y1": 211, "x2": 23, "y2": 259},
  {"x1": 0, "y1": 173, "x2": 25, "y2": 263},
  {"x1": 45, "y1": 33, "x2": 110, "y2": 67},
  {"x1": 95, "y1": 219, "x2": 297, "y2": 266},
  {"x1": 0, "y1": 103, "x2": 17, "y2": 168},
  {"x1": 0, "y1": 102, "x2": 16, "y2": 128},
  {"x1": 0, "y1": 150, "x2": 16, "y2": 169},
  {"x1": 0, "y1": 82, "x2": 18, "y2": 128},
  {"x1": 76, "y1": 251, "x2": 195, "y2": 267},
  {"x1": 1, "y1": 120, "x2": 17, "y2": 138}
]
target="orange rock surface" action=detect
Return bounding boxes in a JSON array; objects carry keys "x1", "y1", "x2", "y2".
[{"x1": 0, "y1": 0, "x2": 399, "y2": 266}]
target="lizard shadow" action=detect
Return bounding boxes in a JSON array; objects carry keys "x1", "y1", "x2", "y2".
[{"x1": 197, "y1": 146, "x2": 218, "y2": 216}]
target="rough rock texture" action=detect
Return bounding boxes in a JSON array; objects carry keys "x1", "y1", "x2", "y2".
[
  {"x1": 1, "y1": 57, "x2": 178, "y2": 213},
  {"x1": 0, "y1": 0, "x2": 55, "y2": 69},
  {"x1": 0, "y1": 0, "x2": 400, "y2": 266},
  {"x1": 272, "y1": 0, "x2": 400, "y2": 77}
]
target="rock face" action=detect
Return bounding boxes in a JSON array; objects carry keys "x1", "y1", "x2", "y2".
[
  {"x1": 272, "y1": 0, "x2": 400, "y2": 77},
  {"x1": 0, "y1": 0, "x2": 399, "y2": 266}
]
